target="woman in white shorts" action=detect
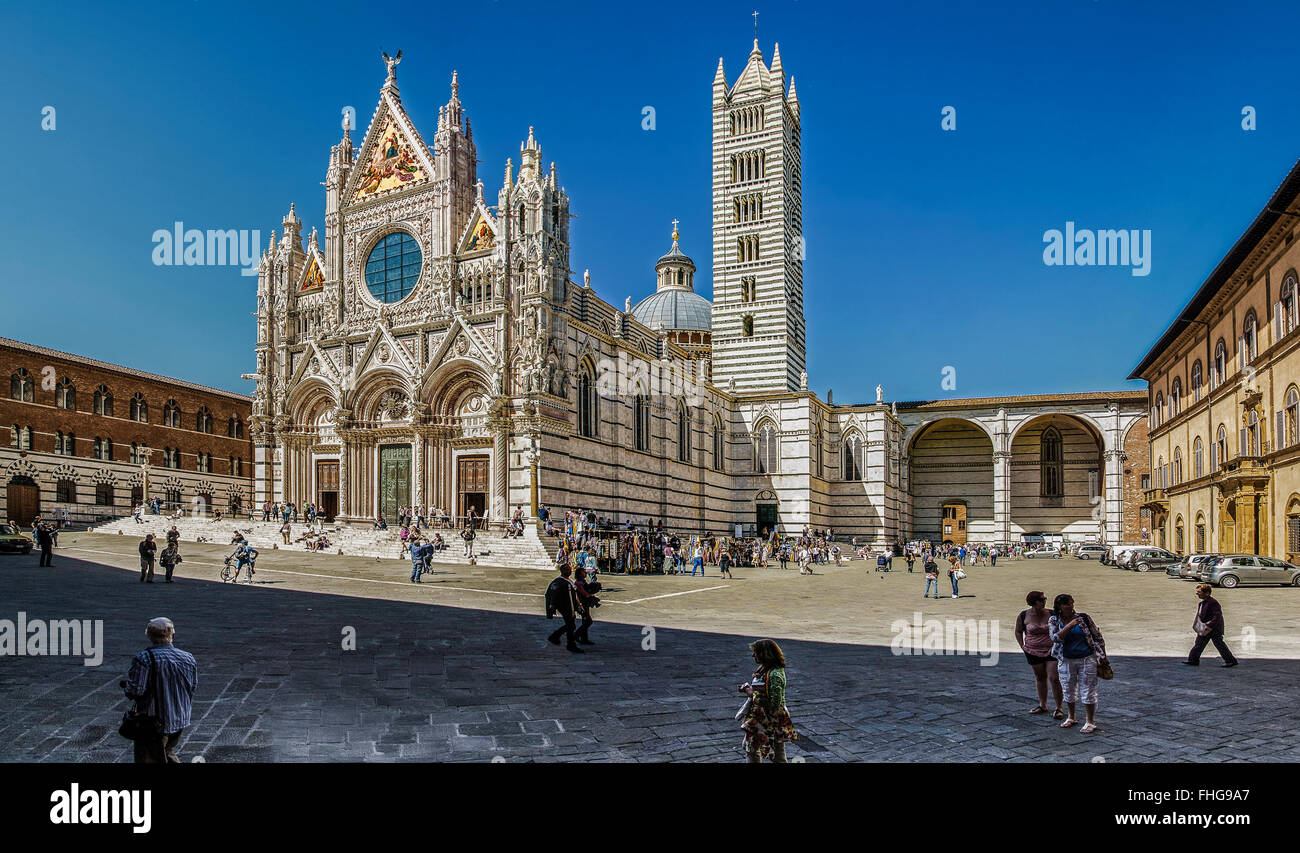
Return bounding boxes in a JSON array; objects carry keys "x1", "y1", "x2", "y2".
[{"x1": 1048, "y1": 593, "x2": 1108, "y2": 734}]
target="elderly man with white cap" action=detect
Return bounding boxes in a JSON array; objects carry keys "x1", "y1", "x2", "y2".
[{"x1": 121, "y1": 617, "x2": 199, "y2": 763}]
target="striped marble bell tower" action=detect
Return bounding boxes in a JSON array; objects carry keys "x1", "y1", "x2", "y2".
[{"x1": 710, "y1": 39, "x2": 805, "y2": 393}]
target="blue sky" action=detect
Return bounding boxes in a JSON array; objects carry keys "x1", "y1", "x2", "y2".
[{"x1": 3, "y1": 0, "x2": 1299, "y2": 400}]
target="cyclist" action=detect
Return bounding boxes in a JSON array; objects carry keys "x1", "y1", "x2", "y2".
[{"x1": 230, "y1": 539, "x2": 257, "y2": 583}]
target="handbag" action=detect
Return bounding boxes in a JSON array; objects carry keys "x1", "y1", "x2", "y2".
[
  {"x1": 1193, "y1": 616, "x2": 1210, "y2": 636},
  {"x1": 1078, "y1": 614, "x2": 1113, "y2": 680},
  {"x1": 118, "y1": 649, "x2": 164, "y2": 741},
  {"x1": 954, "y1": 569, "x2": 967, "y2": 580}
]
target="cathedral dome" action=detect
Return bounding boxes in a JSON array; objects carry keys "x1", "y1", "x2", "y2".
[
  {"x1": 632, "y1": 221, "x2": 712, "y2": 332},
  {"x1": 632, "y1": 288, "x2": 713, "y2": 332}
]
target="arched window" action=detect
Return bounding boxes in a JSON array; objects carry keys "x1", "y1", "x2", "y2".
[
  {"x1": 163, "y1": 399, "x2": 180, "y2": 428},
  {"x1": 1247, "y1": 410, "x2": 1260, "y2": 456},
  {"x1": 9, "y1": 369, "x2": 33, "y2": 402},
  {"x1": 517, "y1": 203, "x2": 525, "y2": 234},
  {"x1": 55, "y1": 377, "x2": 76, "y2": 410},
  {"x1": 93, "y1": 436, "x2": 112, "y2": 460},
  {"x1": 812, "y1": 425, "x2": 823, "y2": 479},
  {"x1": 676, "y1": 401, "x2": 691, "y2": 463},
  {"x1": 713, "y1": 415, "x2": 725, "y2": 472},
  {"x1": 1170, "y1": 378, "x2": 1181, "y2": 417},
  {"x1": 11, "y1": 424, "x2": 31, "y2": 450},
  {"x1": 197, "y1": 453, "x2": 211, "y2": 473},
  {"x1": 754, "y1": 422, "x2": 778, "y2": 474},
  {"x1": 1214, "y1": 425, "x2": 1227, "y2": 471},
  {"x1": 1193, "y1": 437, "x2": 1204, "y2": 479},
  {"x1": 634, "y1": 395, "x2": 650, "y2": 451},
  {"x1": 842, "y1": 432, "x2": 864, "y2": 481},
  {"x1": 130, "y1": 393, "x2": 148, "y2": 423},
  {"x1": 1195, "y1": 513, "x2": 1206, "y2": 553},
  {"x1": 1153, "y1": 392, "x2": 1164, "y2": 427},
  {"x1": 228, "y1": 416, "x2": 244, "y2": 438},
  {"x1": 1173, "y1": 447, "x2": 1183, "y2": 485},
  {"x1": 94, "y1": 385, "x2": 113, "y2": 416},
  {"x1": 195, "y1": 406, "x2": 212, "y2": 434},
  {"x1": 1214, "y1": 340, "x2": 1227, "y2": 387},
  {"x1": 577, "y1": 363, "x2": 597, "y2": 438},
  {"x1": 1041, "y1": 426, "x2": 1063, "y2": 497},
  {"x1": 55, "y1": 431, "x2": 75, "y2": 456},
  {"x1": 1287, "y1": 386, "x2": 1300, "y2": 449},
  {"x1": 1244, "y1": 311, "x2": 1258, "y2": 362},
  {"x1": 1191, "y1": 361, "x2": 1203, "y2": 402},
  {"x1": 1285, "y1": 274, "x2": 1299, "y2": 335},
  {"x1": 1175, "y1": 517, "x2": 1185, "y2": 555}
]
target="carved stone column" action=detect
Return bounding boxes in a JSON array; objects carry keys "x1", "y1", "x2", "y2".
[{"x1": 493, "y1": 419, "x2": 509, "y2": 519}]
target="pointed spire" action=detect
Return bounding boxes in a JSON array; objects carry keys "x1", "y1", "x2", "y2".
[
  {"x1": 713, "y1": 57, "x2": 727, "y2": 87},
  {"x1": 442, "y1": 69, "x2": 464, "y2": 134},
  {"x1": 771, "y1": 42, "x2": 784, "y2": 76},
  {"x1": 503, "y1": 157, "x2": 513, "y2": 188},
  {"x1": 750, "y1": 38, "x2": 762, "y2": 58}
]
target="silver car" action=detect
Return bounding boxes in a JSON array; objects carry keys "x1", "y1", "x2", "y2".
[
  {"x1": 1198, "y1": 554, "x2": 1300, "y2": 588},
  {"x1": 1075, "y1": 544, "x2": 1108, "y2": 560},
  {"x1": 1168, "y1": 553, "x2": 1220, "y2": 580}
]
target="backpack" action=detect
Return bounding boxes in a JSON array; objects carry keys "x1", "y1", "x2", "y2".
[{"x1": 545, "y1": 577, "x2": 565, "y2": 618}]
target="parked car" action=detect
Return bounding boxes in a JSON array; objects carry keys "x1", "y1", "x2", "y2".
[
  {"x1": 0, "y1": 523, "x2": 33, "y2": 554},
  {"x1": 1168, "y1": 553, "x2": 1222, "y2": 580},
  {"x1": 1024, "y1": 545, "x2": 1061, "y2": 559},
  {"x1": 1198, "y1": 555, "x2": 1300, "y2": 588},
  {"x1": 1075, "y1": 544, "x2": 1108, "y2": 560},
  {"x1": 1127, "y1": 548, "x2": 1180, "y2": 573}
]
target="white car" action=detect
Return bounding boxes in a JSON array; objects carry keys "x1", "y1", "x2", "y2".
[{"x1": 1024, "y1": 546, "x2": 1061, "y2": 559}]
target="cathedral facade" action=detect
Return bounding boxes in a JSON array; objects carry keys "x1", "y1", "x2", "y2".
[{"x1": 249, "y1": 44, "x2": 1148, "y2": 546}]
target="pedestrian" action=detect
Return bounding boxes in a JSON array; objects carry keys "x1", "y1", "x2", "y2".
[
  {"x1": 461, "y1": 524, "x2": 476, "y2": 559},
  {"x1": 138, "y1": 534, "x2": 157, "y2": 583},
  {"x1": 409, "y1": 537, "x2": 428, "y2": 583},
  {"x1": 739, "y1": 638, "x2": 798, "y2": 763},
  {"x1": 876, "y1": 552, "x2": 888, "y2": 573},
  {"x1": 719, "y1": 548, "x2": 733, "y2": 579},
  {"x1": 947, "y1": 554, "x2": 963, "y2": 598},
  {"x1": 545, "y1": 564, "x2": 583, "y2": 653},
  {"x1": 1015, "y1": 591, "x2": 1064, "y2": 719},
  {"x1": 36, "y1": 523, "x2": 54, "y2": 567},
  {"x1": 1183, "y1": 583, "x2": 1239, "y2": 668},
  {"x1": 166, "y1": 525, "x2": 180, "y2": 550},
  {"x1": 121, "y1": 617, "x2": 198, "y2": 763},
  {"x1": 159, "y1": 541, "x2": 182, "y2": 583},
  {"x1": 262, "y1": 501, "x2": 271, "y2": 522},
  {"x1": 1048, "y1": 594, "x2": 1108, "y2": 733},
  {"x1": 281, "y1": 519, "x2": 292, "y2": 545},
  {"x1": 574, "y1": 565, "x2": 600, "y2": 645},
  {"x1": 905, "y1": 550, "x2": 915, "y2": 573},
  {"x1": 691, "y1": 543, "x2": 704, "y2": 576},
  {"x1": 923, "y1": 557, "x2": 940, "y2": 599}
]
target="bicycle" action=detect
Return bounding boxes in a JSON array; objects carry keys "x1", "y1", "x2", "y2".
[{"x1": 220, "y1": 549, "x2": 258, "y2": 583}]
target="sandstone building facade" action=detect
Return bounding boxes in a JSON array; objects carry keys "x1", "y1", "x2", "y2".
[{"x1": 1132, "y1": 155, "x2": 1300, "y2": 561}]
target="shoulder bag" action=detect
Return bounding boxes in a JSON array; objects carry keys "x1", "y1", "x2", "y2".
[{"x1": 119, "y1": 649, "x2": 164, "y2": 741}]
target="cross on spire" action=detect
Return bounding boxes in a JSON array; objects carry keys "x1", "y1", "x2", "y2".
[
  {"x1": 753, "y1": 10, "x2": 759, "y2": 39},
  {"x1": 671, "y1": 218, "x2": 680, "y2": 242}
]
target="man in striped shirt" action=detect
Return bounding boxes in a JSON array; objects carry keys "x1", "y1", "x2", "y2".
[{"x1": 123, "y1": 617, "x2": 198, "y2": 763}]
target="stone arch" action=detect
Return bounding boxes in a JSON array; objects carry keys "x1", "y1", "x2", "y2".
[
  {"x1": 422, "y1": 359, "x2": 493, "y2": 421},
  {"x1": 904, "y1": 416, "x2": 997, "y2": 456},
  {"x1": 349, "y1": 368, "x2": 413, "y2": 424},
  {"x1": 1008, "y1": 413, "x2": 1104, "y2": 542},
  {"x1": 285, "y1": 379, "x2": 338, "y2": 428},
  {"x1": 907, "y1": 417, "x2": 996, "y2": 542}
]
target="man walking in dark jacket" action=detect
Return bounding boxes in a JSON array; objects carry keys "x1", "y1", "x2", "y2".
[
  {"x1": 36, "y1": 523, "x2": 54, "y2": 567},
  {"x1": 1184, "y1": 583, "x2": 1238, "y2": 667},
  {"x1": 546, "y1": 565, "x2": 584, "y2": 653}
]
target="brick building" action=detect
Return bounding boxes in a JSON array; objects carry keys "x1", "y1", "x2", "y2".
[{"x1": 1, "y1": 337, "x2": 253, "y2": 525}]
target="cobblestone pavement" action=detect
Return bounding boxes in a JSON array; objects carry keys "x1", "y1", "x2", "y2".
[{"x1": 2, "y1": 535, "x2": 1297, "y2": 762}]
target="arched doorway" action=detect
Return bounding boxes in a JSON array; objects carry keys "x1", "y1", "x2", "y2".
[{"x1": 6, "y1": 475, "x2": 39, "y2": 525}]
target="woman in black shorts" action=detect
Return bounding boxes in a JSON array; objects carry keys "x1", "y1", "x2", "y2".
[{"x1": 1015, "y1": 590, "x2": 1064, "y2": 719}]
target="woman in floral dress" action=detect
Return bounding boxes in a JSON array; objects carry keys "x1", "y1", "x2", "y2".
[{"x1": 740, "y1": 638, "x2": 798, "y2": 762}]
